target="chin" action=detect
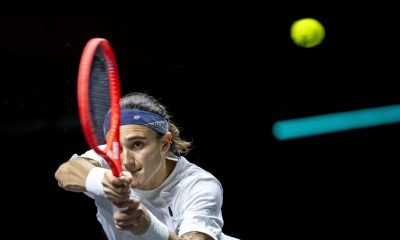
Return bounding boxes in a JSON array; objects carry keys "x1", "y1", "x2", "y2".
[{"x1": 129, "y1": 182, "x2": 141, "y2": 188}]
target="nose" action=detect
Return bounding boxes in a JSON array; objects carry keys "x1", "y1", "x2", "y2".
[{"x1": 122, "y1": 149, "x2": 136, "y2": 171}]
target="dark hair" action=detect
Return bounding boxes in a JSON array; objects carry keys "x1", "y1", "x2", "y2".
[{"x1": 120, "y1": 92, "x2": 191, "y2": 154}]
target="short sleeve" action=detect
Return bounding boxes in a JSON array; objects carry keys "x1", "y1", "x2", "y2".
[
  {"x1": 177, "y1": 177, "x2": 224, "y2": 240},
  {"x1": 79, "y1": 145, "x2": 110, "y2": 169}
]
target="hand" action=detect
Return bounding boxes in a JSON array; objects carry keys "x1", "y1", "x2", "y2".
[
  {"x1": 102, "y1": 170, "x2": 133, "y2": 202},
  {"x1": 113, "y1": 198, "x2": 151, "y2": 235}
]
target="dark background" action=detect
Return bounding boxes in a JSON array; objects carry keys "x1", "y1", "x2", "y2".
[{"x1": 1, "y1": 7, "x2": 399, "y2": 238}]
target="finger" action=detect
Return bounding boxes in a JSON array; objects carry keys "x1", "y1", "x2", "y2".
[
  {"x1": 103, "y1": 181, "x2": 130, "y2": 193},
  {"x1": 113, "y1": 185, "x2": 131, "y2": 194},
  {"x1": 115, "y1": 222, "x2": 136, "y2": 230},
  {"x1": 113, "y1": 195, "x2": 141, "y2": 208},
  {"x1": 104, "y1": 189, "x2": 130, "y2": 202},
  {"x1": 126, "y1": 197, "x2": 140, "y2": 210},
  {"x1": 114, "y1": 208, "x2": 150, "y2": 235},
  {"x1": 103, "y1": 176, "x2": 131, "y2": 197},
  {"x1": 123, "y1": 206, "x2": 145, "y2": 220},
  {"x1": 120, "y1": 171, "x2": 133, "y2": 185},
  {"x1": 115, "y1": 198, "x2": 140, "y2": 210},
  {"x1": 114, "y1": 212, "x2": 143, "y2": 229},
  {"x1": 103, "y1": 185, "x2": 130, "y2": 200},
  {"x1": 113, "y1": 200, "x2": 132, "y2": 208},
  {"x1": 104, "y1": 170, "x2": 127, "y2": 187},
  {"x1": 113, "y1": 209, "x2": 136, "y2": 222}
]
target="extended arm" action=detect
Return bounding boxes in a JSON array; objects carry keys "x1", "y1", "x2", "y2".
[
  {"x1": 54, "y1": 156, "x2": 100, "y2": 192},
  {"x1": 113, "y1": 198, "x2": 213, "y2": 240},
  {"x1": 55, "y1": 155, "x2": 131, "y2": 203}
]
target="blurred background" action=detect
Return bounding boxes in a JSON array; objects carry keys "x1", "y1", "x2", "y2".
[{"x1": 1, "y1": 7, "x2": 398, "y2": 238}]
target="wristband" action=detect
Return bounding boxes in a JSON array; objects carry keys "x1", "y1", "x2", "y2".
[{"x1": 85, "y1": 167, "x2": 108, "y2": 197}]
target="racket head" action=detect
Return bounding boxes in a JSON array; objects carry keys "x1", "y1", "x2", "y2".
[{"x1": 77, "y1": 38, "x2": 122, "y2": 176}]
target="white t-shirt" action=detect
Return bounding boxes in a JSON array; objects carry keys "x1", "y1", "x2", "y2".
[{"x1": 80, "y1": 149, "x2": 237, "y2": 240}]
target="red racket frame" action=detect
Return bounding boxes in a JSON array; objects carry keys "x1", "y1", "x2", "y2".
[{"x1": 77, "y1": 38, "x2": 122, "y2": 176}]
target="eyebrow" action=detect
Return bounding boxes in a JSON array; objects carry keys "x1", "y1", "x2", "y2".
[{"x1": 124, "y1": 136, "x2": 147, "y2": 143}]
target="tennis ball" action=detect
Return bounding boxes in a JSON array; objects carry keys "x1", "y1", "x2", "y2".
[{"x1": 290, "y1": 18, "x2": 325, "y2": 48}]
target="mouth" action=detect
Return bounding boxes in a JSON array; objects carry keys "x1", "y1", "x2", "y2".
[{"x1": 130, "y1": 168, "x2": 142, "y2": 175}]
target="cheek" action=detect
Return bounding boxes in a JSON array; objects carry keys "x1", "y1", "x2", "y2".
[{"x1": 142, "y1": 148, "x2": 162, "y2": 170}]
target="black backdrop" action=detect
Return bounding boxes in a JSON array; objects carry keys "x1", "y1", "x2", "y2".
[{"x1": 1, "y1": 7, "x2": 399, "y2": 239}]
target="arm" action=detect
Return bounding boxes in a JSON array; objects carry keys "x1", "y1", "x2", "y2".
[
  {"x1": 170, "y1": 231, "x2": 213, "y2": 240},
  {"x1": 55, "y1": 155, "x2": 131, "y2": 203},
  {"x1": 54, "y1": 156, "x2": 100, "y2": 192},
  {"x1": 176, "y1": 177, "x2": 224, "y2": 240},
  {"x1": 113, "y1": 199, "x2": 213, "y2": 240},
  {"x1": 113, "y1": 176, "x2": 220, "y2": 240}
]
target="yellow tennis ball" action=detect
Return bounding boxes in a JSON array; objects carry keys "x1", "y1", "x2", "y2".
[{"x1": 290, "y1": 18, "x2": 325, "y2": 48}]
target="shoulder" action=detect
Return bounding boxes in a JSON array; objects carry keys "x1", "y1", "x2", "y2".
[
  {"x1": 173, "y1": 158, "x2": 223, "y2": 208},
  {"x1": 168, "y1": 158, "x2": 225, "y2": 240},
  {"x1": 176, "y1": 157, "x2": 223, "y2": 194}
]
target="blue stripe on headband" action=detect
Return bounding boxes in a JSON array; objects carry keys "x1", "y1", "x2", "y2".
[
  {"x1": 103, "y1": 109, "x2": 168, "y2": 136},
  {"x1": 103, "y1": 109, "x2": 181, "y2": 157}
]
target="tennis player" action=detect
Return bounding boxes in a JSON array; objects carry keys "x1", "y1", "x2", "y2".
[{"x1": 55, "y1": 92, "x2": 238, "y2": 240}]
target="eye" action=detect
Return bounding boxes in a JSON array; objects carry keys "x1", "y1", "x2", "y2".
[{"x1": 130, "y1": 141, "x2": 144, "y2": 150}]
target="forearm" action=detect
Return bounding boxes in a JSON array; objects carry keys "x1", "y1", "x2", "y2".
[
  {"x1": 119, "y1": 206, "x2": 212, "y2": 240},
  {"x1": 169, "y1": 231, "x2": 213, "y2": 240},
  {"x1": 54, "y1": 157, "x2": 100, "y2": 192}
]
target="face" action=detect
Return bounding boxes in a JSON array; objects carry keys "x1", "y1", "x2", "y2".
[{"x1": 119, "y1": 124, "x2": 171, "y2": 190}]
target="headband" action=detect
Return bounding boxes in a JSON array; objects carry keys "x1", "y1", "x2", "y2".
[{"x1": 103, "y1": 109, "x2": 180, "y2": 157}]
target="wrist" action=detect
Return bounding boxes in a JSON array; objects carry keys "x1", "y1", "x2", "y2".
[
  {"x1": 85, "y1": 167, "x2": 108, "y2": 197},
  {"x1": 135, "y1": 210, "x2": 169, "y2": 240}
]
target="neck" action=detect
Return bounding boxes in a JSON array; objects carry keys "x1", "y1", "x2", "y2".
[{"x1": 141, "y1": 158, "x2": 177, "y2": 190}]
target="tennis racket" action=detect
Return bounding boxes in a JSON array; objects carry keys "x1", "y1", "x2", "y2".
[{"x1": 77, "y1": 38, "x2": 122, "y2": 177}]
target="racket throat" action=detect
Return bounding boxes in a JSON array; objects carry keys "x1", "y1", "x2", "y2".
[
  {"x1": 106, "y1": 141, "x2": 122, "y2": 174},
  {"x1": 112, "y1": 141, "x2": 120, "y2": 160}
]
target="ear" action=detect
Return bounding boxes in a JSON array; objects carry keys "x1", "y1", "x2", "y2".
[{"x1": 161, "y1": 132, "x2": 172, "y2": 154}]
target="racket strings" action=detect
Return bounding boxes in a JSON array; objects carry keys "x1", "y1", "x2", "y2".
[{"x1": 89, "y1": 48, "x2": 111, "y2": 145}]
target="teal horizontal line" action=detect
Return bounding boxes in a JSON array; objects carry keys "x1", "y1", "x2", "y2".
[{"x1": 272, "y1": 104, "x2": 400, "y2": 140}]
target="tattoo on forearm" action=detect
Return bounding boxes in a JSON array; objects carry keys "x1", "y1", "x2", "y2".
[{"x1": 180, "y1": 231, "x2": 213, "y2": 240}]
